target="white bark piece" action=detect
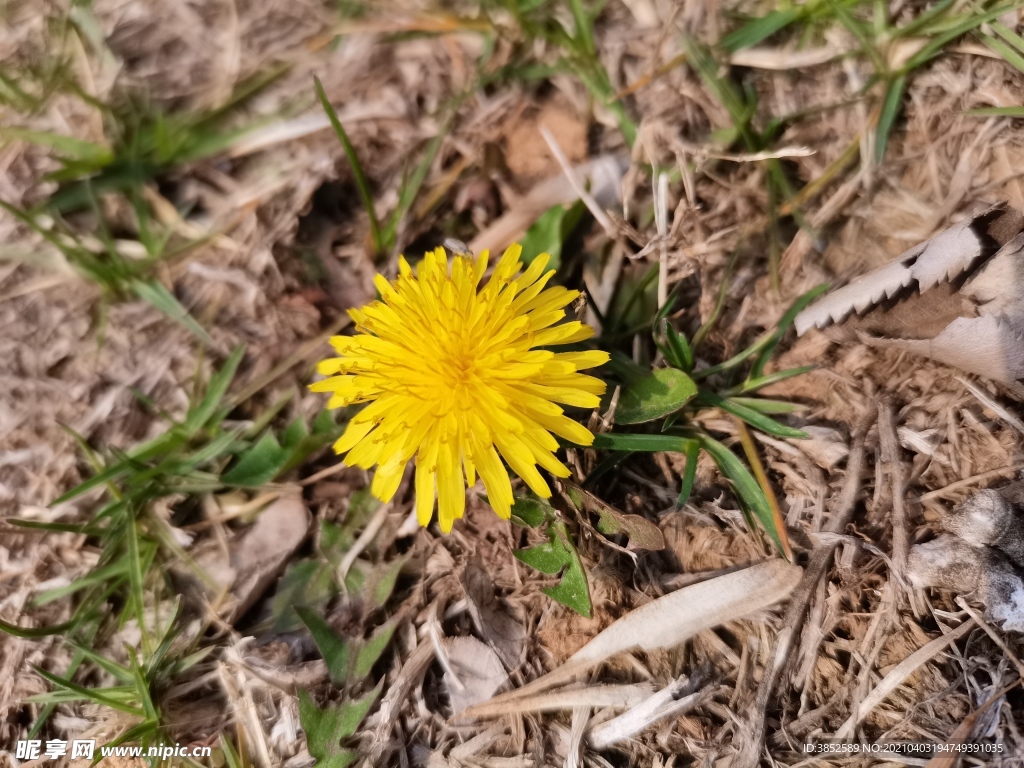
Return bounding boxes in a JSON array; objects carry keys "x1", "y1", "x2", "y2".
[{"x1": 586, "y1": 677, "x2": 705, "y2": 749}]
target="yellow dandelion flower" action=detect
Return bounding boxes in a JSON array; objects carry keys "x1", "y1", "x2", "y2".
[{"x1": 311, "y1": 243, "x2": 610, "y2": 532}]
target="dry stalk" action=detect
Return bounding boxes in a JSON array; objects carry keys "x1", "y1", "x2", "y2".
[
  {"x1": 878, "y1": 400, "x2": 909, "y2": 576},
  {"x1": 733, "y1": 405, "x2": 877, "y2": 768}
]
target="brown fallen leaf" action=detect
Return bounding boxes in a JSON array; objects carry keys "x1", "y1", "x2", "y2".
[
  {"x1": 795, "y1": 201, "x2": 1024, "y2": 386},
  {"x1": 191, "y1": 492, "x2": 312, "y2": 623},
  {"x1": 467, "y1": 154, "x2": 627, "y2": 256},
  {"x1": 925, "y1": 677, "x2": 1021, "y2": 768},
  {"x1": 561, "y1": 481, "x2": 665, "y2": 552},
  {"x1": 441, "y1": 636, "x2": 509, "y2": 715},
  {"x1": 460, "y1": 558, "x2": 527, "y2": 670},
  {"x1": 458, "y1": 559, "x2": 802, "y2": 722}
]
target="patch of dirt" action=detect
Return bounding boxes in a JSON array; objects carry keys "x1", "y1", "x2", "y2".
[{"x1": 504, "y1": 96, "x2": 589, "y2": 182}]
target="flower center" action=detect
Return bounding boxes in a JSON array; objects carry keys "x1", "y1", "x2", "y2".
[{"x1": 439, "y1": 336, "x2": 479, "y2": 393}]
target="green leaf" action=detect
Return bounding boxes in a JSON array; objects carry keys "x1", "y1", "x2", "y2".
[
  {"x1": 367, "y1": 557, "x2": 405, "y2": 609},
  {"x1": 519, "y1": 200, "x2": 586, "y2": 271},
  {"x1": 0, "y1": 127, "x2": 114, "y2": 165},
  {"x1": 698, "y1": 435, "x2": 786, "y2": 555},
  {"x1": 314, "y1": 76, "x2": 381, "y2": 254},
  {"x1": 352, "y1": 621, "x2": 397, "y2": 681},
  {"x1": 616, "y1": 368, "x2": 698, "y2": 424},
  {"x1": 514, "y1": 522, "x2": 591, "y2": 617},
  {"x1": 677, "y1": 439, "x2": 700, "y2": 508},
  {"x1": 295, "y1": 606, "x2": 351, "y2": 686},
  {"x1": 278, "y1": 428, "x2": 339, "y2": 476},
  {"x1": 313, "y1": 409, "x2": 338, "y2": 433},
  {"x1": 335, "y1": 489, "x2": 381, "y2": 550},
  {"x1": 875, "y1": 75, "x2": 906, "y2": 165},
  {"x1": 720, "y1": 9, "x2": 801, "y2": 53},
  {"x1": 130, "y1": 279, "x2": 214, "y2": 346},
  {"x1": 510, "y1": 496, "x2": 552, "y2": 528},
  {"x1": 298, "y1": 685, "x2": 381, "y2": 768},
  {"x1": 592, "y1": 433, "x2": 698, "y2": 453},
  {"x1": 282, "y1": 417, "x2": 310, "y2": 449},
  {"x1": 222, "y1": 431, "x2": 291, "y2": 486},
  {"x1": 660, "y1": 320, "x2": 694, "y2": 373},
  {"x1": 695, "y1": 392, "x2": 807, "y2": 439},
  {"x1": 270, "y1": 560, "x2": 337, "y2": 633}
]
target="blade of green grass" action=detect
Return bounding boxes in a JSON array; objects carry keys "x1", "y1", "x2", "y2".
[
  {"x1": 981, "y1": 32, "x2": 1024, "y2": 74},
  {"x1": 875, "y1": 75, "x2": 906, "y2": 164},
  {"x1": 1, "y1": 126, "x2": 113, "y2": 165},
  {"x1": 313, "y1": 75, "x2": 382, "y2": 254},
  {"x1": 733, "y1": 418, "x2": 792, "y2": 560},
  {"x1": 720, "y1": 9, "x2": 802, "y2": 53},
  {"x1": 130, "y1": 278, "x2": 213, "y2": 346},
  {"x1": 676, "y1": 439, "x2": 700, "y2": 508},
  {"x1": 34, "y1": 667, "x2": 146, "y2": 716},
  {"x1": 901, "y1": 4, "x2": 1020, "y2": 72},
  {"x1": 698, "y1": 434, "x2": 787, "y2": 555},
  {"x1": 695, "y1": 391, "x2": 808, "y2": 439},
  {"x1": 751, "y1": 284, "x2": 828, "y2": 377},
  {"x1": 964, "y1": 106, "x2": 1024, "y2": 117},
  {"x1": 592, "y1": 433, "x2": 698, "y2": 453}
]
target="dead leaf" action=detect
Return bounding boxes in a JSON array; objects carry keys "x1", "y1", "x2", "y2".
[
  {"x1": 505, "y1": 99, "x2": 588, "y2": 180},
  {"x1": 795, "y1": 202, "x2": 1024, "y2": 385},
  {"x1": 192, "y1": 492, "x2": 312, "y2": 623},
  {"x1": 793, "y1": 426, "x2": 849, "y2": 470},
  {"x1": 441, "y1": 636, "x2": 509, "y2": 715},
  {"x1": 468, "y1": 154, "x2": 627, "y2": 255},
  {"x1": 460, "y1": 558, "x2": 527, "y2": 670},
  {"x1": 561, "y1": 482, "x2": 665, "y2": 552},
  {"x1": 459, "y1": 560, "x2": 801, "y2": 721},
  {"x1": 459, "y1": 682, "x2": 654, "y2": 719},
  {"x1": 925, "y1": 677, "x2": 1021, "y2": 768},
  {"x1": 569, "y1": 559, "x2": 801, "y2": 664}
]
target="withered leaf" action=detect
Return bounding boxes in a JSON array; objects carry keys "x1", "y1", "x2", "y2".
[
  {"x1": 795, "y1": 201, "x2": 1024, "y2": 386},
  {"x1": 442, "y1": 636, "x2": 509, "y2": 715},
  {"x1": 460, "y1": 558, "x2": 527, "y2": 670},
  {"x1": 561, "y1": 482, "x2": 665, "y2": 551},
  {"x1": 193, "y1": 493, "x2": 311, "y2": 623}
]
